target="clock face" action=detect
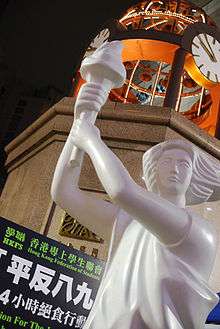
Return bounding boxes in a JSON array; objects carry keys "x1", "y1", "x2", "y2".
[
  {"x1": 192, "y1": 33, "x2": 220, "y2": 84},
  {"x1": 84, "y1": 28, "x2": 110, "y2": 58}
]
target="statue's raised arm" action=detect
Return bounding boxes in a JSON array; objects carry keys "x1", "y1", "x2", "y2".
[{"x1": 50, "y1": 41, "x2": 126, "y2": 239}]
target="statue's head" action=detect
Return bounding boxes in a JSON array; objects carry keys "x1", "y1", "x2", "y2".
[{"x1": 143, "y1": 140, "x2": 220, "y2": 205}]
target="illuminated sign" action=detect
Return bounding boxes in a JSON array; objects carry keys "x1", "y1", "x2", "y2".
[{"x1": 120, "y1": 9, "x2": 196, "y2": 25}]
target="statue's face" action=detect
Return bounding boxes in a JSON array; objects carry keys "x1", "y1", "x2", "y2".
[{"x1": 157, "y1": 148, "x2": 193, "y2": 196}]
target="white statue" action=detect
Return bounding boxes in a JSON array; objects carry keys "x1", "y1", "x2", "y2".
[{"x1": 51, "y1": 41, "x2": 220, "y2": 328}]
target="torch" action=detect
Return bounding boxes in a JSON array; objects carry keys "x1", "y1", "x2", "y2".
[{"x1": 70, "y1": 41, "x2": 126, "y2": 167}]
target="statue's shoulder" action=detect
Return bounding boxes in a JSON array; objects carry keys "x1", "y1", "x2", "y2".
[
  {"x1": 186, "y1": 208, "x2": 217, "y2": 239},
  {"x1": 168, "y1": 208, "x2": 218, "y2": 277},
  {"x1": 184, "y1": 208, "x2": 218, "y2": 258}
]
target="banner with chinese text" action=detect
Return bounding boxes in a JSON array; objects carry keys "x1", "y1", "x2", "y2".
[{"x1": 0, "y1": 216, "x2": 105, "y2": 329}]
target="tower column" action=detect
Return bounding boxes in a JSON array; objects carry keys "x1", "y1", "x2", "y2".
[{"x1": 163, "y1": 47, "x2": 187, "y2": 109}]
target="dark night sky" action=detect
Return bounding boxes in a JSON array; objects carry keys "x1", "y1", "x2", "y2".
[
  {"x1": 0, "y1": 0, "x2": 139, "y2": 94},
  {"x1": 0, "y1": 0, "x2": 140, "y2": 186}
]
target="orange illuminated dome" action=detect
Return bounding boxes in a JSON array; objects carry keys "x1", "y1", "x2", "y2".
[{"x1": 74, "y1": 0, "x2": 220, "y2": 137}]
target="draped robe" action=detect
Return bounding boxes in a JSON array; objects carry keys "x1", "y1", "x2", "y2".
[{"x1": 84, "y1": 209, "x2": 218, "y2": 329}]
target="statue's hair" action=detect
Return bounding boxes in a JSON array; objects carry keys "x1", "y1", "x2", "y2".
[{"x1": 143, "y1": 139, "x2": 220, "y2": 205}]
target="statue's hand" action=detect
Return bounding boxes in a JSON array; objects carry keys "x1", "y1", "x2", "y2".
[{"x1": 70, "y1": 119, "x2": 101, "y2": 152}]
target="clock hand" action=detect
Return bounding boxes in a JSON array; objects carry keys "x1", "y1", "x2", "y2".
[
  {"x1": 197, "y1": 35, "x2": 217, "y2": 62},
  {"x1": 204, "y1": 34, "x2": 218, "y2": 62},
  {"x1": 197, "y1": 36, "x2": 213, "y2": 60}
]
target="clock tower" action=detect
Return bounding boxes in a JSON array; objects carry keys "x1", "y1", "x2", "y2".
[{"x1": 74, "y1": 0, "x2": 220, "y2": 137}]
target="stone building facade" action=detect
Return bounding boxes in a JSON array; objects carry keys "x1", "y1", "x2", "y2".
[{"x1": 1, "y1": 97, "x2": 220, "y2": 291}]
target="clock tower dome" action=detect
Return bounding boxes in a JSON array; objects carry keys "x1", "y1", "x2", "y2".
[{"x1": 74, "y1": 0, "x2": 220, "y2": 137}]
